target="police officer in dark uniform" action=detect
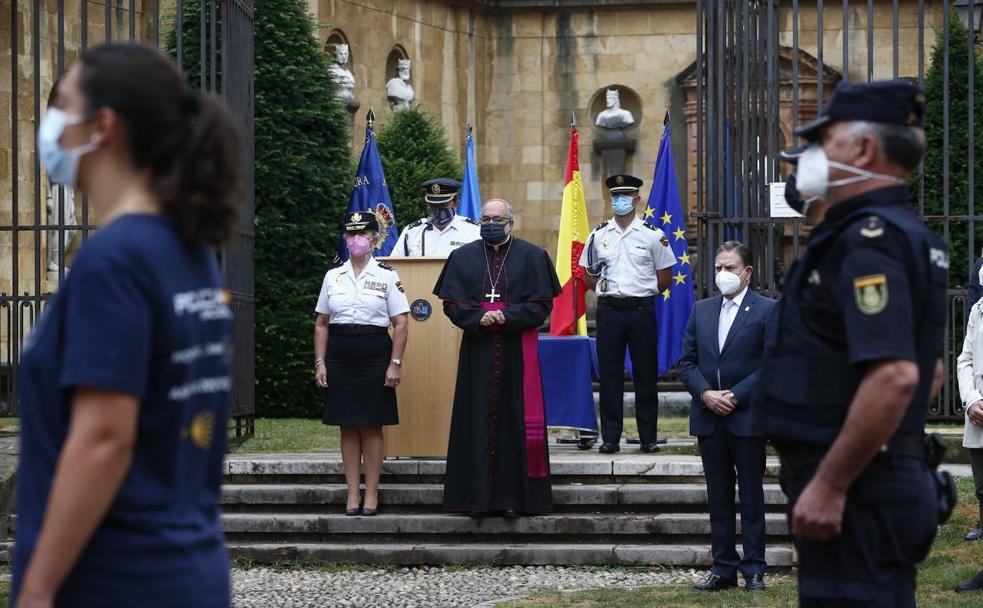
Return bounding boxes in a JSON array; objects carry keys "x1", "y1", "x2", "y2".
[{"x1": 762, "y1": 80, "x2": 949, "y2": 607}]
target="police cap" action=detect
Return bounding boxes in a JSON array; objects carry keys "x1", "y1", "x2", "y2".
[
  {"x1": 777, "y1": 143, "x2": 808, "y2": 165},
  {"x1": 605, "y1": 174, "x2": 643, "y2": 194},
  {"x1": 794, "y1": 79, "x2": 924, "y2": 141},
  {"x1": 344, "y1": 210, "x2": 379, "y2": 233},
  {"x1": 422, "y1": 178, "x2": 461, "y2": 204}
]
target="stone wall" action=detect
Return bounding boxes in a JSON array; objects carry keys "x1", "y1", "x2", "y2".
[{"x1": 316, "y1": 0, "x2": 941, "y2": 256}]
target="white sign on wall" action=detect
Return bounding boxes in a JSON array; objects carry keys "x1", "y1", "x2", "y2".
[{"x1": 769, "y1": 182, "x2": 805, "y2": 219}]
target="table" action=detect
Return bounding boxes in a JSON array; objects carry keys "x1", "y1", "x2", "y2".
[{"x1": 539, "y1": 336, "x2": 599, "y2": 432}]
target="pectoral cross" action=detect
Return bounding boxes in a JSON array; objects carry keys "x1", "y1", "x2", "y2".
[{"x1": 485, "y1": 287, "x2": 501, "y2": 303}]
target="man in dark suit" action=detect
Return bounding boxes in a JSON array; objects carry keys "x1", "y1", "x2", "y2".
[{"x1": 678, "y1": 241, "x2": 776, "y2": 592}]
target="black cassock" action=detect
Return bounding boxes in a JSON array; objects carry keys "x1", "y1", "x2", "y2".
[{"x1": 433, "y1": 236, "x2": 562, "y2": 515}]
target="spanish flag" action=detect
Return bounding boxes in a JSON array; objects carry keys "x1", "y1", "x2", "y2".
[{"x1": 550, "y1": 126, "x2": 589, "y2": 336}]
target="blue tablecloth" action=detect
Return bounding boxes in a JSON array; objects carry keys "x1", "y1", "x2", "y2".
[{"x1": 539, "y1": 336, "x2": 599, "y2": 432}]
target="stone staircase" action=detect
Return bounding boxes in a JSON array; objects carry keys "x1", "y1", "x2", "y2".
[{"x1": 222, "y1": 450, "x2": 795, "y2": 567}]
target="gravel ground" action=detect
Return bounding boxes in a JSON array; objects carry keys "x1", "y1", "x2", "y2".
[{"x1": 232, "y1": 565, "x2": 789, "y2": 608}]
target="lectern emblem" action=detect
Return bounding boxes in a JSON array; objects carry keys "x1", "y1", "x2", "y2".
[{"x1": 410, "y1": 298, "x2": 432, "y2": 321}]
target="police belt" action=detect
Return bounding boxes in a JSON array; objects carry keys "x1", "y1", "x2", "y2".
[
  {"x1": 775, "y1": 433, "x2": 927, "y2": 469},
  {"x1": 598, "y1": 296, "x2": 655, "y2": 310},
  {"x1": 329, "y1": 324, "x2": 389, "y2": 336}
]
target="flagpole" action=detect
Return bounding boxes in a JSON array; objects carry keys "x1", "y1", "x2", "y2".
[{"x1": 570, "y1": 111, "x2": 580, "y2": 336}]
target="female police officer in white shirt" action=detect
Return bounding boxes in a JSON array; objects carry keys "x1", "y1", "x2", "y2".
[{"x1": 314, "y1": 211, "x2": 410, "y2": 516}]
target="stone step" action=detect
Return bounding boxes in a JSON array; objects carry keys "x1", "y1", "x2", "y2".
[
  {"x1": 221, "y1": 512, "x2": 790, "y2": 540},
  {"x1": 225, "y1": 454, "x2": 782, "y2": 483},
  {"x1": 226, "y1": 541, "x2": 795, "y2": 567},
  {"x1": 221, "y1": 483, "x2": 788, "y2": 511}
]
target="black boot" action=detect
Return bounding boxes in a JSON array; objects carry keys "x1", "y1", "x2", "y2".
[
  {"x1": 956, "y1": 568, "x2": 983, "y2": 592},
  {"x1": 965, "y1": 503, "x2": 983, "y2": 541}
]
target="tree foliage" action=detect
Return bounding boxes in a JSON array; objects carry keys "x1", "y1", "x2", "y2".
[
  {"x1": 376, "y1": 108, "x2": 464, "y2": 224},
  {"x1": 918, "y1": 14, "x2": 983, "y2": 287},
  {"x1": 168, "y1": 0, "x2": 352, "y2": 417}
]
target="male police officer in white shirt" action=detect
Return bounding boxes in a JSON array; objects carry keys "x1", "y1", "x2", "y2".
[
  {"x1": 391, "y1": 178, "x2": 481, "y2": 257},
  {"x1": 579, "y1": 174, "x2": 676, "y2": 454}
]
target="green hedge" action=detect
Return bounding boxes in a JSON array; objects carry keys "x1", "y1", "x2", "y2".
[{"x1": 169, "y1": 0, "x2": 352, "y2": 418}]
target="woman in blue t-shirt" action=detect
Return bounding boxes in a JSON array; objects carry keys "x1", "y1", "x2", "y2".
[{"x1": 11, "y1": 44, "x2": 242, "y2": 608}]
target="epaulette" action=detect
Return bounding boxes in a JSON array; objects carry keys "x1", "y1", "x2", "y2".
[
  {"x1": 408, "y1": 218, "x2": 425, "y2": 229},
  {"x1": 463, "y1": 217, "x2": 480, "y2": 226},
  {"x1": 377, "y1": 262, "x2": 395, "y2": 271},
  {"x1": 858, "y1": 214, "x2": 885, "y2": 239},
  {"x1": 643, "y1": 222, "x2": 660, "y2": 231},
  {"x1": 593, "y1": 220, "x2": 608, "y2": 232}
]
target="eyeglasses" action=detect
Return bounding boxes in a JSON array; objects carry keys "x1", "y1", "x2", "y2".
[{"x1": 479, "y1": 216, "x2": 512, "y2": 225}]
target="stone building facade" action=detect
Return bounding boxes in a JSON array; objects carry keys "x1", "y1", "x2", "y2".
[{"x1": 313, "y1": 0, "x2": 943, "y2": 253}]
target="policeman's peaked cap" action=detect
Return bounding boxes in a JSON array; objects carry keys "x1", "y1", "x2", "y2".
[
  {"x1": 606, "y1": 174, "x2": 643, "y2": 194},
  {"x1": 422, "y1": 178, "x2": 462, "y2": 204},
  {"x1": 794, "y1": 79, "x2": 925, "y2": 142},
  {"x1": 343, "y1": 210, "x2": 379, "y2": 233}
]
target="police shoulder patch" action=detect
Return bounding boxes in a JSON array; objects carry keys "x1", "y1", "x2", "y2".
[
  {"x1": 377, "y1": 262, "x2": 395, "y2": 271},
  {"x1": 859, "y1": 215, "x2": 885, "y2": 239},
  {"x1": 395, "y1": 280, "x2": 405, "y2": 293},
  {"x1": 853, "y1": 273, "x2": 889, "y2": 315},
  {"x1": 660, "y1": 235, "x2": 670, "y2": 247}
]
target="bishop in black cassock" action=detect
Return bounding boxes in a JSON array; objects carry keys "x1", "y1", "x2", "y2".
[{"x1": 433, "y1": 200, "x2": 561, "y2": 516}]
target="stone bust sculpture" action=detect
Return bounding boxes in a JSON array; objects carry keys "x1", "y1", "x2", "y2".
[
  {"x1": 595, "y1": 89, "x2": 635, "y2": 130},
  {"x1": 328, "y1": 43, "x2": 356, "y2": 105},
  {"x1": 386, "y1": 59, "x2": 415, "y2": 112}
]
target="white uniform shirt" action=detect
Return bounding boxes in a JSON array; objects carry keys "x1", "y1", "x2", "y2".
[
  {"x1": 315, "y1": 258, "x2": 410, "y2": 326},
  {"x1": 578, "y1": 216, "x2": 677, "y2": 297},
  {"x1": 390, "y1": 214, "x2": 481, "y2": 257}
]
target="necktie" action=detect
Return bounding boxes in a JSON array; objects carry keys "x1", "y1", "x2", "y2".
[{"x1": 719, "y1": 299, "x2": 736, "y2": 352}]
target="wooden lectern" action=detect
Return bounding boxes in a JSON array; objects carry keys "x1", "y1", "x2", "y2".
[{"x1": 378, "y1": 257, "x2": 460, "y2": 457}]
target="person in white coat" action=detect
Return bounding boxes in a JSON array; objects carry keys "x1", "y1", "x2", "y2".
[{"x1": 959, "y1": 298, "x2": 983, "y2": 541}]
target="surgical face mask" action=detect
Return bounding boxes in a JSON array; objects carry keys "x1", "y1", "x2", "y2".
[
  {"x1": 37, "y1": 107, "x2": 99, "y2": 188},
  {"x1": 345, "y1": 234, "x2": 372, "y2": 258},
  {"x1": 796, "y1": 143, "x2": 905, "y2": 200},
  {"x1": 715, "y1": 269, "x2": 743, "y2": 296},
  {"x1": 480, "y1": 222, "x2": 509, "y2": 244},
  {"x1": 611, "y1": 194, "x2": 635, "y2": 216},
  {"x1": 784, "y1": 172, "x2": 817, "y2": 216},
  {"x1": 428, "y1": 205, "x2": 454, "y2": 228}
]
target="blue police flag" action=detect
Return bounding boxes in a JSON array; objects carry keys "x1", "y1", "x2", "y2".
[
  {"x1": 338, "y1": 113, "x2": 398, "y2": 261},
  {"x1": 458, "y1": 124, "x2": 481, "y2": 221},
  {"x1": 644, "y1": 116, "x2": 694, "y2": 375}
]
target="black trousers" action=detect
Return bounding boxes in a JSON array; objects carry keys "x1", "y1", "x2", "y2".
[
  {"x1": 596, "y1": 298, "x2": 658, "y2": 445},
  {"x1": 698, "y1": 426, "x2": 767, "y2": 578},
  {"x1": 779, "y1": 453, "x2": 937, "y2": 607}
]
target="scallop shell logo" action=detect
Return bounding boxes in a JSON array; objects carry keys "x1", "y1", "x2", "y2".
[{"x1": 190, "y1": 411, "x2": 215, "y2": 449}]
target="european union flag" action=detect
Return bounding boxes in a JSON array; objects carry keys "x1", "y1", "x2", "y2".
[
  {"x1": 338, "y1": 118, "x2": 398, "y2": 261},
  {"x1": 458, "y1": 126, "x2": 481, "y2": 221},
  {"x1": 644, "y1": 119, "x2": 694, "y2": 375}
]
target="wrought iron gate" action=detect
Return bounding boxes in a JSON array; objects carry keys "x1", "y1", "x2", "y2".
[
  {"x1": 693, "y1": 0, "x2": 971, "y2": 419},
  {"x1": 0, "y1": 0, "x2": 255, "y2": 436}
]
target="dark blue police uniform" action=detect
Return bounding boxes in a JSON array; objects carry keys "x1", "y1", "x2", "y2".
[{"x1": 762, "y1": 80, "x2": 948, "y2": 607}]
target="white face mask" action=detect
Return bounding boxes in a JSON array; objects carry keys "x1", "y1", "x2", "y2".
[
  {"x1": 978, "y1": 264, "x2": 983, "y2": 286},
  {"x1": 796, "y1": 143, "x2": 905, "y2": 200},
  {"x1": 715, "y1": 270, "x2": 743, "y2": 296}
]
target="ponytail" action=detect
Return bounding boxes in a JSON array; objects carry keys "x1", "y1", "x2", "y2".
[{"x1": 78, "y1": 44, "x2": 244, "y2": 246}]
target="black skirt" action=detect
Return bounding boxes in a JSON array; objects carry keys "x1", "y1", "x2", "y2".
[{"x1": 322, "y1": 325, "x2": 398, "y2": 427}]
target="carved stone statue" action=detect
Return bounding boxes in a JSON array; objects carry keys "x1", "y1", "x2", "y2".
[
  {"x1": 386, "y1": 59, "x2": 415, "y2": 113},
  {"x1": 595, "y1": 89, "x2": 635, "y2": 130},
  {"x1": 328, "y1": 43, "x2": 357, "y2": 107}
]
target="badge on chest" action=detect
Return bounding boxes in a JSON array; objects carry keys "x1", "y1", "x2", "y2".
[{"x1": 363, "y1": 280, "x2": 388, "y2": 295}]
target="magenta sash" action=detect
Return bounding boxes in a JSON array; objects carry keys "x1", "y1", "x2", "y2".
[{"x1": 481, "y1": 302, "x2": 549, "y2": 479}]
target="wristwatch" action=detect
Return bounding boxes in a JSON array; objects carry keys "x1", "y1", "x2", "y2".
[
  {"x1": 729, "y1": 394, "x2": 738, "y2": 406},
  {"x1": 391, "y1": 358, "x2": 402, "y2": 366}
]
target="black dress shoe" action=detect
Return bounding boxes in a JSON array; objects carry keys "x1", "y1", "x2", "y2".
[
  {"x1": 639, "y1": 442, "x2": 661, "y2": 453},
  {"x1": 361, "y1": 507, "x2": 378, "y2": 517},
  {"x1": 956, "y1": 569, "x2": 983, "y2": 592},
  {"x1": 744, "y1": 574, "x2": 765, "y2": 591},
  {"x1": 598, "y1": 442, "x2": 620, "y2": 454},
  {"x1": 345, "y1": 507, "x2": 361, "y2": 516},
  {"x1": 693, "y1": 574, "x2": 738, "y2": 591},
  {"x1": 966, "y1": 525, "x2": 982, "y2": 541}
]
